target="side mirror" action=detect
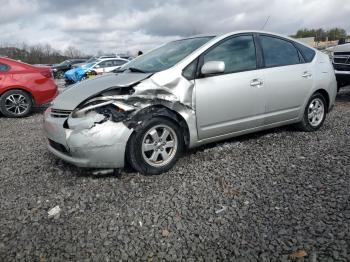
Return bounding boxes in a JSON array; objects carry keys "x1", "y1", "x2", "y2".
[
  {"x1": 201, "y1": 61, "x2": 225, "y2": 75},
  {"x1": 94, "y1": 65, "x2": 100, "y2": 68}
]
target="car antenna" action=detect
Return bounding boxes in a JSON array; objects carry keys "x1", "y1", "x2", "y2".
[{"x1": 260, "y1": 15, "x2": 270, "y2": 30}]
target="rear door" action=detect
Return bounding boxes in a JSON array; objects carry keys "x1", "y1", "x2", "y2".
[{"x1": 258, "y1": 34, "x2": 313, "y2": 124}]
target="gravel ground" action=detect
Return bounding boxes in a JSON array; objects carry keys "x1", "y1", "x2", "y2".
[{"x1": 0, "y1": 85, "x2": 349, "y2": 261}]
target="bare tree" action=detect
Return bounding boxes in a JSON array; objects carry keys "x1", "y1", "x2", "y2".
[
  {"x1": 64, "y1": 46, "x2": 83, "y2": 58},
  {"x1": 0, "y1": 42, "x2": 74, "y2": 64}
]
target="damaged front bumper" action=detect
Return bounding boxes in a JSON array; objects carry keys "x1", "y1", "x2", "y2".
[{"x1": 44, "y1": 108, "x2": 133, "y2": 168}]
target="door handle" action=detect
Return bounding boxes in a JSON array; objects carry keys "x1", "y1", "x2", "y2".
[
  {"x1": 302, "y1": 72, "x2": 312, "y2": 78},
  {"x1": 250, "y1": 79, "x2": 263, "y2": 87}
]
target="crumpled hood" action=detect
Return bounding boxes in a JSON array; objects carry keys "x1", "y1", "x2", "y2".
[{"x1": 52, "y1": 72, "x2": 152, "y2": 110}]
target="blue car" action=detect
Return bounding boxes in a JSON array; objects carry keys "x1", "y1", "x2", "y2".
[{"x1": 64, "y1": 58, "x2": 129, "y2": 84}]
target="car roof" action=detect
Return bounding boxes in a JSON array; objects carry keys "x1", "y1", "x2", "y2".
[
  {"x1": 0, "y1": 57, "x2": 28, "y2": 65},
  {"x1": 183, "y1": 30, "x2": 291, "y2": 38},
  {"x1": 0, "y1": 57, "x2": 17, "y2": 63},
  {"x1": 179, "y1": 30, "x2": 316, "y2": 50},
  {"x1": 97, "y1": 57, "x2": 129, "y2": 62}
]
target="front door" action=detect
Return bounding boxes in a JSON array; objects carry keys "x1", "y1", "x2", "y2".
[{"x1": 195, "y1": 34, "x2": 266, "y2": 140}]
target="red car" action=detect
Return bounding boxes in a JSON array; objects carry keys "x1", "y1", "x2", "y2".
[{"x1": 0, "y1": 57, "x2": 58, "y2": 117}]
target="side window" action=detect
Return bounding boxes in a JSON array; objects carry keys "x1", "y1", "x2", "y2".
[
  {"x1": 97, "y1": 61, "x2": 110, "y2": 68},
  {"x1": 104, "y1": 61, "x2": 114, "y2": 67},
  {"x1": 295, "y1": 42, "x2": 316, "y2": 63},
  {"x1": 95, "y1": 62, "x2": 103, "y2": 68},
  {"x1": 182, "y1": 60, "x2": 197, "y2": 80},
  {"x1": 203, "y1": 35, "x2": 257, "y2": 74},
  {"x1": 260, "y1": 36, "x2": 300, "y2": 67},
  {"x1": 113, "y1": 60, "x2": 127, "y2": 66},
  {"x1": 0, "y1": 63, "x2": 9, "y2": 72}
]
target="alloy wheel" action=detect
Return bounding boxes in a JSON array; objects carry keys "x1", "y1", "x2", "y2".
[
  {"x1": 308, "y1": 98, "x2": 325, "y2": 127},
  {"x1": 141, "y1": 124, "x2": 178, "y2": 167},
  {"x1": 4, "y1": 94, "x2": 29, "y2": 115}
]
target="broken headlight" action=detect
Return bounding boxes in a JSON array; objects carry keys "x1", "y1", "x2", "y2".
[{"x1": 71, "y1": 100, "x2": 135, "y2": 122}]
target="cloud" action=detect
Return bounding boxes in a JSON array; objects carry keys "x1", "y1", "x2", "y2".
[
  {"x1": 0, "y1": 0, "x2": 349, "y2": 55},
  {"x1": 0, "y1": 0, "x2": 39, "y2": 24}
]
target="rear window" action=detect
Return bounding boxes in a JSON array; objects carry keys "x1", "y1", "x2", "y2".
[
  {"x1": 295, "y1": 42, "x2": 316, "y2": 63},
  {"x1": 0, "y1": 63, "x2": 9, "y2": 71}
]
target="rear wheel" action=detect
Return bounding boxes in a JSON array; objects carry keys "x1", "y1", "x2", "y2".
[
  {"x1": 297, "y1": 93, "x2": 326, "y2": 132},
  {"x1": 126, "y1": 117, "x2": 184, "y2": 175},
  {"x1": 0, "y1": 90, "x2": 33, "y2": 118}
]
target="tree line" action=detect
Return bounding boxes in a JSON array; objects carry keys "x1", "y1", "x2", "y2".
[
  {"x1": 0, "y1": 42, "x2": 85, "y2": 65},
  {"x1": 1, "y1": 27, "x2": 348, "y2": 65},
  {"x1": 291, "y1": 27, "x2": 348, "y2": 42}
]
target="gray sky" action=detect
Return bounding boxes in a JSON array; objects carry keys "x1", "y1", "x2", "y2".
[{"x1": 1, "y1": 0, "x2": 349, "y2": 55}]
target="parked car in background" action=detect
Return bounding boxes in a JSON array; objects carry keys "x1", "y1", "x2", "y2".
[
  {"x1": 326, "y1": 43, "x2": 350, "y2": 90},
  {"x1": 64, "y1": 58, "x2": 129, "y2": 84},
  {"x1": 34, "y1": 64, "x2": 53, "y2": 67},
  {"x1": 51, "y1": 59, "x2": 87, "y2": 79},
  {"x1": 0, "y1": 57, "x2": 57, "y2": 117},
  {"x1": 72, "y1": 55, "x2": 120, "y2": 69},
  {"x1": 116, "y1": 54, "x2": 135, "y2": 61},
  {"x1": 44, "y1": 31, "x2": 336, "y2": 175}
]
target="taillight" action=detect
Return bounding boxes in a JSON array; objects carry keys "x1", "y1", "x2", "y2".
[{"x1": 41, "y1": 71, "x2": 53, "y2": 78}]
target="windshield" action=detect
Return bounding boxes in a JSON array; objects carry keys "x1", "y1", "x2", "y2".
[
  {"x1": 58, "y1": 60, "x2": 70, "y2": 66},
  {"x1": 120, "y1": 37, "x2": 214, "y2": 73},
  {"x1": 81, "y1": 63, "x2": 94, "y2": 69},
  {"x1": 86, "y1": 57, "x2": 97, "y2": 63}
]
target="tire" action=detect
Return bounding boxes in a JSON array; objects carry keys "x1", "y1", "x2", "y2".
[
  {"x1": 297, "y1": 93, "x2": 327, "y2": 132},
  {"x1": 126, "y1": 117, "x2": 184, "y2": 175},
  {"x1": 0, "y1": 89, "x2": 33, "y2": 118},
  {"x1": 57, "y1": 71, "x2": 65, "y2": 79},
  {"x1": 65, "y1": 79, "x2": 73, "y2": 85}
]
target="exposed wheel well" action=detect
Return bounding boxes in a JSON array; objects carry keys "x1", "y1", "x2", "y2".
[
  {"x1": 126, "y1": 105, "x2": 191, "y2": 147},
  {"x1": 314, "y1": 89, "x2": 330, "y2": 112}
]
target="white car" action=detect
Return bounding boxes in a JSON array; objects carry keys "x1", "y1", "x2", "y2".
[
  {"x1": 90, "y1": 58, "x2": 129, "y2": 74},
  {"x1": 64, "y1": 58, "x2": 130, "y2": 83}
]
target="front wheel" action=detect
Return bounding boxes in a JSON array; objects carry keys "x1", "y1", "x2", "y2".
[
  {"x1": 126, "y1": 117, "x2": 184, "y2": 175},
  {"x1": 0, "y1": 90, "x2": 33, "y2": 118},
  {"x1": 57, "y1": 71, "x2": 65, "y2": 79},
  {"x1": 297, "y1": 93, "x2": 327, "y2": 132}
]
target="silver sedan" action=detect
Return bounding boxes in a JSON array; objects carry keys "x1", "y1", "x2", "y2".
[{"x1": 44, "y1": 31, "x2": 337, "y2": 175}]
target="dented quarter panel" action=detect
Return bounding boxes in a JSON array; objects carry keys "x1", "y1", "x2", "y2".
[{"x1": 145, "y1": 68, "x2": 195, "y2": 107}]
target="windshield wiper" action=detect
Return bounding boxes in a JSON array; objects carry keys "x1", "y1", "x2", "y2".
[
  {"x1": 113, "y1": 67, "x2": 147, "y2": 74},
  {"x1": 128, "y1": 67, "x2": 146, "y2": 73}
]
